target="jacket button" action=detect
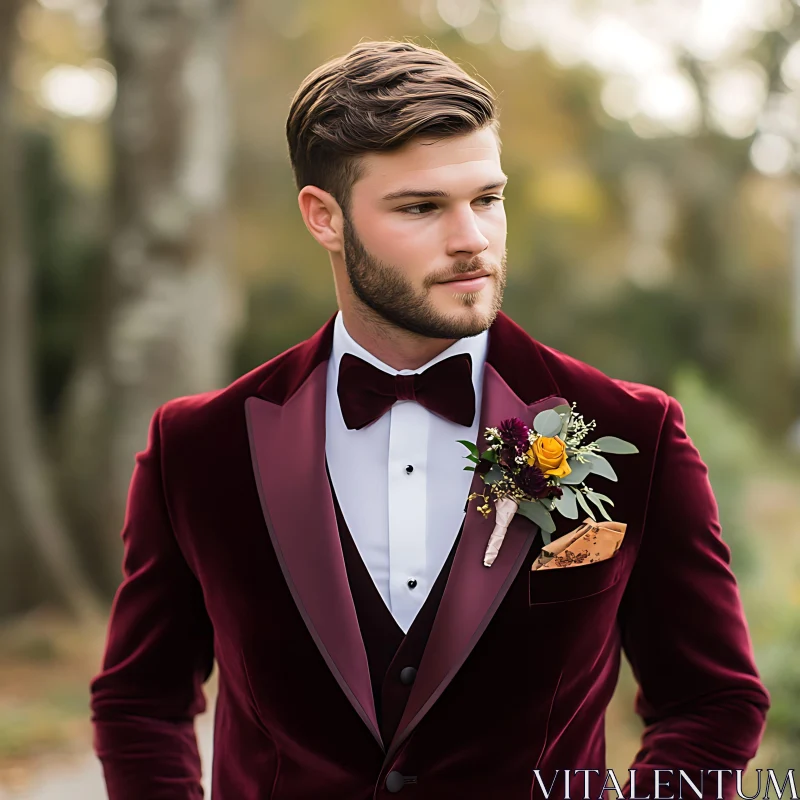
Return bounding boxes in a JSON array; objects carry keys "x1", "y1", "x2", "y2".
[
  {"x1": 385, "y1": 771, "x2": 405, "y2": 792},
  {"x1": 399, "y1": 666, "x2": 417, "y2": 685}
]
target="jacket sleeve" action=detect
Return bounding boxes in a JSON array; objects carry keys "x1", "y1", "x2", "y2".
[
  {"x1": 90, "y1": 403, "x2": 214, "y2": 799},
  {"x1": 617, "y1": 395, "x2": 770, "y2": 800}
]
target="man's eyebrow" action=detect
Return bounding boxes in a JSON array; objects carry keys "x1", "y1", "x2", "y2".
[{"x1": 380, "y1": 176, "x2": 508, "y2": 202}]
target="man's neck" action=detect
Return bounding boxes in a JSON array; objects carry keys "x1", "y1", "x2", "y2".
[{"x1": 340, "y1": 308, "x2": 458, "y2": 372}]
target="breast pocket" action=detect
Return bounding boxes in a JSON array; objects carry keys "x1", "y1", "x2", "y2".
[{"x1": 528, "y1": 552, "x2": 623, "y2": 605}]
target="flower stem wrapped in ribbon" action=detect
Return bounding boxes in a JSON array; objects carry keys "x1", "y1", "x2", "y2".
[
  {"x1": 482, "y1": 496, "x2": 519, "y2": 567},
  {"x1": 458, "y1": 402, "x2": 639, "y2": 567}
]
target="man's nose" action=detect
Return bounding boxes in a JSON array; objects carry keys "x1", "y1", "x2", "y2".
[{"x1": 445, "y1": 208, "x2": 490, "y2": 257}]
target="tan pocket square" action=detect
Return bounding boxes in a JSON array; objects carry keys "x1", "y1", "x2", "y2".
[{"x1": 531, "y1": 518, "x2": 626, "y2": 571}]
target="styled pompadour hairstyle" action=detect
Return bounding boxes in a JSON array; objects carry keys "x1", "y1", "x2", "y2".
[{"x1": 286, "y1": 39, "x2": 500, "y2": 215}]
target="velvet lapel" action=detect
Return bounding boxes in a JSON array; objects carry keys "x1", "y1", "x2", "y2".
[
  {"x1": 244, "y1": 311, "x2": 567, "y2": 760},
  {"x1": 244, "y1": 315, "x2": 385, "y2": 748}
]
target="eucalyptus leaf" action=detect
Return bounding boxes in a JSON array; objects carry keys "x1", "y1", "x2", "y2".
[
  {"x1": 517, "y1": 500, "x2": 556, "y2": 533},
  {"x1": 532, "y1": 409, "x2": 563, "y2": 438},
  {"x1": 593, "y1": 436, "x2": 639, "y2": 455},
  {"x1": 551, "y1": 404, "x2": 572, "y2": 439},
  {"x1": 586, "y1": 491, "x2": 614, "y2": 506},
  {"x1": 574, "y1": 489, "x2": 597, "y2": 521},
  {"x1": 540, "y1": 528, "x2": 553, "y2": 546},
  {"x1": 586, "y1": 492, "x2": 614, "y2": 522},
  {"x1": 559, "y1": 457, "x2": 592, "y2": 485},
  {"x1": 484, "y1": 465, "x2": 504, "y2": 485},
  {"x1": 585, "y1": 453, "x2": 618, "y2": 482},
  {"x1": 553, "y1": 485, "x2": 578, "y2": 518},
  {"x1": 457, "y1": 439, "x2": 480, "y2": 459}
]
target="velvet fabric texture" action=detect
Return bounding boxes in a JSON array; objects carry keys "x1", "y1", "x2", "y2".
[
  {"x1": 89, "y1": 310, "x2": 770, "y2": 799},
  {"x1": 336, "y1": 350, "x2": 475, "y2": 430}
]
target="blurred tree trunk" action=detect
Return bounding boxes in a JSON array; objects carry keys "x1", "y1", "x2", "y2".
[
  {"x1": 0, "y1": 0, "x2": 102, "y2": 622},
  {"x1": 58, "y1": 0, "x2": 240, "y2": 595}
]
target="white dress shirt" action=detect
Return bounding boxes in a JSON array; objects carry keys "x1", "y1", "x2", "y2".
[{"x1": 325, "y1": 310, "x2": 489, "y2": 634}]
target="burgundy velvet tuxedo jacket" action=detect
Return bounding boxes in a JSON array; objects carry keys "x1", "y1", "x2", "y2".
[{"x1": 89, "y1": 310, "x2": 770, "y2": 800}]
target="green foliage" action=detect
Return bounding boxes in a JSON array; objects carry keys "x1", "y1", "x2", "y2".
[
  {"x1": 23, "y1": 129, "x2": 105, "y2": 421},
  {"x1": 752, "y1": 611, "x2": 800, "y2": 772},
  {"x1": 517, "y1": 499, "x2": 556, "y2": 535}
]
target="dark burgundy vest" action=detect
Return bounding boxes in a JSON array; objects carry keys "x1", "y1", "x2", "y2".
[{"x1": 325, "y1": 463, "x2": 463, "y2": 747}]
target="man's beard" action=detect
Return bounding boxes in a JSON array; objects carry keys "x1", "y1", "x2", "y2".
[{"x1": 341, "y1": 211, "x2": 507, "y2": 340}]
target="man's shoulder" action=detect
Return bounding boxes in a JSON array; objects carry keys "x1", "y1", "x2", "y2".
[
  {"x1": 156, "y1": 336, "x2": 314, "y2": 441},
  {"x1": 533, "y1": 335, "x2": 668, "y2": 404},
  {"x1": 493, "y1": 312, "x2": 669, "y2": 424},
  {"x1": 531, "y1": 336, "x2": 671, "y2": 433}
]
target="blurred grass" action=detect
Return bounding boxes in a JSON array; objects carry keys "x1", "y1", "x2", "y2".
[
  {"x1": 0, "y1": 703, "x2": 82, "y2": 759},
  {"x1": 0, "y1": 610, "x2": 105, "y2": 788}
]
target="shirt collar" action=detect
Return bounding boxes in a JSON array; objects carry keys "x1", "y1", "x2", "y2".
[{"x1": 330, "y1": 309, "x2": 489, "y2": 393}]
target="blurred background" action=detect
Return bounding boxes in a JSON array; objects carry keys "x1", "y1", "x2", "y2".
[{"x1": 0, "y1": 0, "x2": 798, "y2": 796}]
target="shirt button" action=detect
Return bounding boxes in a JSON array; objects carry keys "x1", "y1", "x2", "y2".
[
  {"x1": 407, "y1": 578, "x2": 417, "y2": 588},
  {"x1": 405, "y1": 465, "x2": 414, "y2": 474}
]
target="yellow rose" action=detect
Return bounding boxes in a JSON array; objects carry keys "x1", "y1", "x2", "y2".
[{"x1": 526, "y1": 436, "x2": 572, "y2": 479}]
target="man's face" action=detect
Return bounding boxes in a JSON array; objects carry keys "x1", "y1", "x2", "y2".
[{"x1": 341, "y1": 127, "x2": 507, "y2": 340}]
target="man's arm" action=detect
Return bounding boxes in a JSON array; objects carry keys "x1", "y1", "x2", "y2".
[
  {"x1": 90, "y1": 404, "x2": 214, "y2": 800},
  {"x1": 617, "y1": 395, "x2": 770, "y2": 799}
]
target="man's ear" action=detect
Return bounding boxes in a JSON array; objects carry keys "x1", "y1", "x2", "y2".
[{"x1": 298, "y1": 186, "x2": 343, "y2": 253}]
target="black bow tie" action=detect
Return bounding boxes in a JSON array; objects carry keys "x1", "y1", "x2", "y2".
[{"x1": 337, "y1": 352, "x2": 476, "y2": 431}]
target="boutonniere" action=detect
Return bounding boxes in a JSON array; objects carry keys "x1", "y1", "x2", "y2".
[{"x1": 458, "y1": 403, "x2": 639, "y2": 567}]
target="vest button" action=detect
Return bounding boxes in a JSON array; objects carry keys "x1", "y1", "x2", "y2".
[
  {"x1": 386, "y1": 771, "x2": 405, "y2": 792},
  {"x1": 405, "y1": 464, "x2": 414, "y2": 474},
  {"x1": 399, "y1": 666, "x2": 417, "y2": 685},
  {"x1": 407, "y1": 578, "x2": 417, "y2": 588}
]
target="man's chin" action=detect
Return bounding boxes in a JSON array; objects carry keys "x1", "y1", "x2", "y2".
[
  {"x1": 441, "y1": 297, "x2": 501, "y2": 330},
  {"x1": 355, "y1": 288, "x2": 502, "y2": 339},
  {"x1": 416, "y1": 305, "x2": 499, "y2": 339}
]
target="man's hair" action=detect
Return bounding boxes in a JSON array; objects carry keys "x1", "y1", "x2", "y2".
[{"x1": 286, "y1": 39, "x2": 500, "y2": 215}]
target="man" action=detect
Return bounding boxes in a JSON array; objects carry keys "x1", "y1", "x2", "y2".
[{"x1": 90, "y1": 40, "x2": 770, "y2": 799}]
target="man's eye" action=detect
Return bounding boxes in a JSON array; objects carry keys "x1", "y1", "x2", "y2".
[
  {"x1": 399, "y1": 203, "x2": 436, "y2": 215},
  {"x1": 399, "y1": 196, "x2": 505, "y2": 215},
  {"x1": 478, "y1": 195, "x2": 505, "y2": 206}
]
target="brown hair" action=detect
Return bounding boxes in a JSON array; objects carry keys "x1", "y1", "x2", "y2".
[{"x1": 286, "y1": 39, "x2": 500, "y2": 215}]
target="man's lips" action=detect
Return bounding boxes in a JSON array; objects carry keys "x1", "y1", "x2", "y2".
[
  {"x1": 437, "y1": 270, "x2": 492, "y2": 291},
  {"x1": 438, "y1": 270, "x2": 491, "y2": 283}
]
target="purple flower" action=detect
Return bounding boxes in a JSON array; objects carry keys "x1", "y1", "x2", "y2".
[
  {"x1": 497, "y1": 417, "x2": 530, "y2": 455},
  {"x1": 496, "y1": 417, "x2": 531, "y2": 468},
  {"x1": 514, "y1": 464, "x2": 549, "y2": 498}
]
